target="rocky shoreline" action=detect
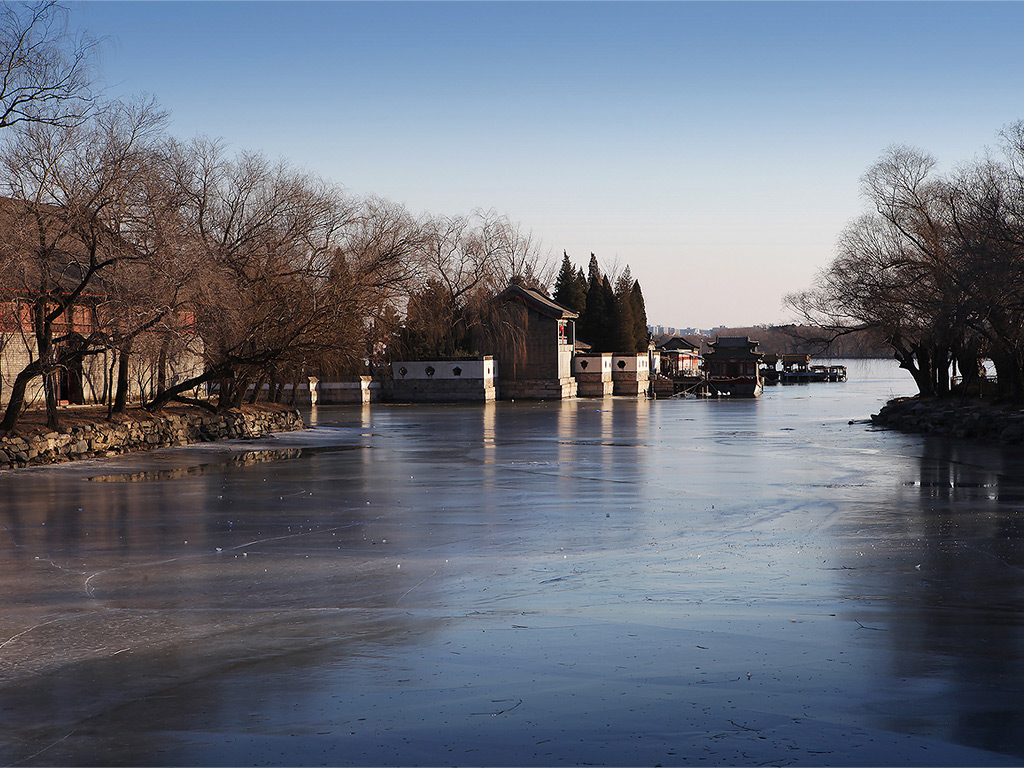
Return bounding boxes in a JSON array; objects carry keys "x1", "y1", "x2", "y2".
[
  {"x1": 0, "y1": 406, "x2": 305, "y2": 471},
  {"x1": 871, "y1": 397, "x2": 1024, "y2": 444}
]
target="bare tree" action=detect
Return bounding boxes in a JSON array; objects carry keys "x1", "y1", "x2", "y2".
[
  {"x1": 420, "y1": 213, "x2": 492, "y2": 304},
  {"x1": 474, "y1": 209, "x2": 551, "y2": 293},
  {"x1": 311, "y1": 196, "x2": 426, "y2": 378},
  {"x1": 143, "y1": 138, "x2": 364, "y2": 411},
  {"x1": 395, "y1": 209, "x2": 555, "y2": 359},
  {"x1": 0, "y1": 2, "x2": 98, "y2": 130},
  {"x1": 790, "y1": 136, "x2": 1024, "y2": 400},
  {"x1": 0, "y1": 96, "x2": 167, "y2": 433}
]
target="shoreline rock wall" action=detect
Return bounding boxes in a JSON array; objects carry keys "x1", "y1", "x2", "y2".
[
  {"x1": 0, "y1": 408, "x2": 304, "y2": 471},
  {"x1": 871, "y1": 397, "x2": 1024, "y2": 444}
]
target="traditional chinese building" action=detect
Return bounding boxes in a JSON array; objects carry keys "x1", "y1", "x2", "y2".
[
  {"x1": 657, "y1": 336, "x2": 702, "y2": 377},
  {"x1": 703, "y1": 336, "x2": 764, "y2": 397},
  {"x1": 0, "y1": 293, "x2": 204, "y2": 408},
  {"x1": 491, "y1": 284, "x2": 578, "y2": 400}
]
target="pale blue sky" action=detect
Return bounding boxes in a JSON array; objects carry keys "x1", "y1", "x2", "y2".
[{"x1": 76, "y1": 1, "x2": 1024, "y2": 327}]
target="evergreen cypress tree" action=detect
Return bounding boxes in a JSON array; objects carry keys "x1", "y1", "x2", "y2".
[
  {"x1": 580, "y1": 254, "x2": 606, "y2": 347},
  {"x1": 630, "y1": 280, "x2": 649, "y2": 352},
  {"x1": 586, "y1": 253, "x2": 602, "y2": 289},
  {"x1": 553, "y1": 251, "x2": 573, "y2": 304},
  {"x1": 613, "y1": 267, "x2": 637, "y2": 353},
  {"x1": 553, "y1": 251, "x2": 586, "y2": 314},
  {"x1": 600, "y1": 275, "x2": 616, "y2": 352}
]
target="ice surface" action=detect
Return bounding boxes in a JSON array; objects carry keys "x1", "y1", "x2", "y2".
[{"x1": 1, "y1": 361, "x2": 1023, "y2": 765}]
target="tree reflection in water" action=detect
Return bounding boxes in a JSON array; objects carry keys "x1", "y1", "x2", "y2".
[
  {"x1": 837, "y1": 435, "x2": 1024, "y2": 758},
  {"x1": 87, "y1": 445, "x2": 364, "y2": 482}
]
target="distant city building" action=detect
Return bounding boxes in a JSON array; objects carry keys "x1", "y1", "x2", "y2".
[{"x1": 650, "y1": 324, "x2": 701, "y2": 337}]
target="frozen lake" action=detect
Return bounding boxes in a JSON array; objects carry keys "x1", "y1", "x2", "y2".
[{"x1": 2, "y1": 360, "x2": 1024, "y2": 766}]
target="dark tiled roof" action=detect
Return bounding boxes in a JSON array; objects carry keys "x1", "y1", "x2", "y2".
[
  {"x1": 496, "y1": 284, "x2": 578, "y2": 320},
  {"x1": 705, "y1": 335, "x2": 763, "y2": 360},
  {"x1": 713, "y1": 336, "x2": 758, "y2": 348},
  {"x1": 659, "y1": 336, "x2": 699, "y2": 351}
]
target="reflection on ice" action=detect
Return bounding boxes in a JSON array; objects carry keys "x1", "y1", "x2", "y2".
[
  {"x1": 86, "y1": 445, "x2": 364, "y2": 482},
  {"x1": 2, "y1": 361, "x2": 1024, "y2": 766}
]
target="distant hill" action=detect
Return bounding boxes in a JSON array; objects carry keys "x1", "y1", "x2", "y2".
[{"x1": 654, "y1": 325, "x2": 891, "y2": 359}]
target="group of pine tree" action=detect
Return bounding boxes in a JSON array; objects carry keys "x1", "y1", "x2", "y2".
[{"x1": 553, "y1": 252, "x2": 648, "y2": 354}]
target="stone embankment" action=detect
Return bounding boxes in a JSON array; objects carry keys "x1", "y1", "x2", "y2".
[
  {"x1": 0, "y1": 407, "x2": 304, "y2": 471},
  {"x1": 871, "y1": 397, "x2": 1024, "y2": 444}
]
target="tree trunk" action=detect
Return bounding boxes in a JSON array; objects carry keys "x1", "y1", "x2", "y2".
[
  {"x1": 32, "y1": 301, "x2": 61, "y2": 431},
  {"x1": 231, "y1": 374, "x2": 251, "y2": 409},
  {"x1": 932, "y1": 346, "x2": 952, "y2": 397},
  {"x1": 146, "y1": 366, "x2": 224, "y2": 413},
  {"x1": 248, "y1": 374, "x2": 267, "y2": 405},
  {"x1": 0, "y1": 361, "x2": 42, "y2": 434},
  {"x1": 43, "y1": 367, "x2": 60, "y2": 431},
  {"x1": 954, "y1": 349, "x2": 982, "y2": 399},
  {"x1": 895, "y1": 347, "x2": 933, "y2": 397},
  {"x1": 112, "y1": 342, "x2": 132, "y2": 414},
  {"x1": 216, "y1": 374, "x2": 235, "y2": 412},
  {"x1": 156, "y1": 339, "x2": 168, "y2": 398},
  {"x1": 992, "y1": 352, "x2": 1024, "y2": 401}
]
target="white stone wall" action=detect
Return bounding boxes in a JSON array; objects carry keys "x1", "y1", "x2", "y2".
[
  {"x1": 557, "y1": 344, "x2": 574, "y2": 380},
  {"x1": 573, "y1": 353, "x2": 613, "y2": 377},
  {"x1": 391, "y1": 357, "x2": 495, "y2": 385},
  {"x1": 389, "y1": 357, "x2": 497, "y2": 402},
  {"x1": 611, "y1": 354, "x2": 650, "y2": 375}
]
